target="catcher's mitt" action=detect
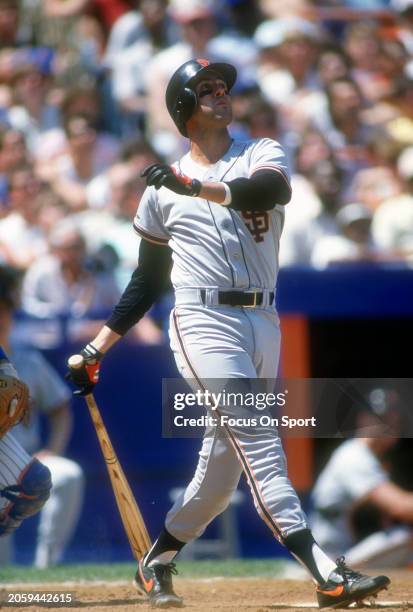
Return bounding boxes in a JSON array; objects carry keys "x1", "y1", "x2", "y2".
[{"x1": 0, "y1": 374, "x2": 29, "y2": 437}]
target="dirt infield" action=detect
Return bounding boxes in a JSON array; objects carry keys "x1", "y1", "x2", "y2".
[{"x1": 1, "y1": 571, "x2": 412, "y2": 611}]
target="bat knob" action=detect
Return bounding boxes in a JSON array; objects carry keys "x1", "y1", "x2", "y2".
[{"x1": 68, "y1": 354, "x2": 84, "y2": 369}]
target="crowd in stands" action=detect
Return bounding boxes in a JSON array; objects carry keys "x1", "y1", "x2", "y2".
[{"x1": 0, "y1": 0, "x2": 413, "y2": 333}]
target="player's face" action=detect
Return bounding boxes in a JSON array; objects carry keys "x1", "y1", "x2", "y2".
[{"x1": 190, "y1": 74, "x2": 232, "y2": 129}]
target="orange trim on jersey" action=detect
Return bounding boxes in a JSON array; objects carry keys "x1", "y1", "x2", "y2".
[
  {"x1": 172, "y1": 309, "x2": 284, "y2": 542},
  {"x1": 133, "y1": 223, "x2": 170, "y2": 246}
]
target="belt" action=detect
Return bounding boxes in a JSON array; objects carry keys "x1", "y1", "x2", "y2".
[{"x1": 175, "y1": 288, "x2": 275, "y2": 308}]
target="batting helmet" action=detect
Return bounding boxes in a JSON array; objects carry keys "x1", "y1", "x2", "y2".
[{"x1": 165, "y1": 58, "x2": 237, "y2": 136}]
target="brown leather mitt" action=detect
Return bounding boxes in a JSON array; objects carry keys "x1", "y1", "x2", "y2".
[{"x1": 0, "y1": 374, "x2": 29, "y2": 437}]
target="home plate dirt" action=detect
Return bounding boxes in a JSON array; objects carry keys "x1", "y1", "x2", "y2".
[{"x1": 1, "y1": 571, "x2": 412, "y2": 611}]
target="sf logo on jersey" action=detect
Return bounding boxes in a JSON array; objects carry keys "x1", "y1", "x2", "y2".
[{"x1": 241, "y1": 211, "x2": 269, "y2": 243}]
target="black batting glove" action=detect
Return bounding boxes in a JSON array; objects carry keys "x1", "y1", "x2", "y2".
[
  {"x1": 65, "y1": 343, "x2": 103, "y2": 396},
  {"x1": 141, "y1": 163, "x2": 202, "y2": 197}
]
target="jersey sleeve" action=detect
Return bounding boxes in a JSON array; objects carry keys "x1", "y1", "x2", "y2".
[
  {"x1": 248, "y1": 138, "x2": 291, "y2": 187},
  {"x1": 133, "y1": 186, "x2": 170, "y2": 246}
]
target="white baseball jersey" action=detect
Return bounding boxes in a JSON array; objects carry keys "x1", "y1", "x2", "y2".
[{"x1": 133, "y1": 138, "x2": 289, "y2": 292}]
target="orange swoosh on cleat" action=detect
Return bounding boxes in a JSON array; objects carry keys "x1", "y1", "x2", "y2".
[
  {"x1": 138, "y1": 564, "x2": 154, "y2": 593},
  {"x1": 317, "y1": 585, "x2": 345, "y2": 597}
]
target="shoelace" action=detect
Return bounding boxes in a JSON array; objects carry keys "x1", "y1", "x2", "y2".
[
  {"x1": 335, "y1": 556, "x2": 363, "y2": 583},
  {"x1": 158, "y1": 562, "x2": 178, "y2": 578}
]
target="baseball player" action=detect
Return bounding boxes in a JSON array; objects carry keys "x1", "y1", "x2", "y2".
[
  {"x1": 0, "y1": 265, "x2": 84, "y2": 568},
  {"x1": 311, "y1": 388, "x2": 413, "y2": 568},
  {"x1": 68, "y1": 59, "x2": 390, "y2": 609},
  {"x1": 0, "y1": 343, "x2": 52, "y2": 539}
]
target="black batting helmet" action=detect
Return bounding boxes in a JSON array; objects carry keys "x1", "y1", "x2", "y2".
[{"x1": 165, "y1": 58, "x2": 237, "y2": 136}]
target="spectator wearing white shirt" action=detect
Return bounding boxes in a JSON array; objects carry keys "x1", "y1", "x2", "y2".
[
  {"x1": 311, "y1": 203, "x2": 380, "y2": 269},
  {"x1": 22, "y1": 219, "x2": 120, "y2": 319},
  {"x1": 0, "y1": 166, "x2": 47, "y2": 269},
  {"x1": 372, "y1": 146, "x2": 413, "y2": 259}
]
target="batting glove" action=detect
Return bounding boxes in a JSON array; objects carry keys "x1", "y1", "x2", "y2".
[
  {"x1": 141, "y1": 163, "x2": 202, "y2": 197},
  {"x1": 66, "y1": 343, "x2": 103, "y2": 396}
]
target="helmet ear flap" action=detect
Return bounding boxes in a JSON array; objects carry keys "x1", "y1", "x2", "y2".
[{"x1": 175, "y1": 87, "x2": 198, "y2": 134}]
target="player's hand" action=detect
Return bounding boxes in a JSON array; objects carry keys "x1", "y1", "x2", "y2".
[
  {"x1": 141, "y1": 163, "x2": 202, "y2": 197},
  {"x1": 66, "y1": 343, "x2": 103, "y2": 396}
]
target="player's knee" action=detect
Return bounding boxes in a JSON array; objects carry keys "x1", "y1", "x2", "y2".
[
  {"x1": 0, "y1": 459, "x2": 52, "y2": 536},
  {"x1": 65, "y1": 460, "x2": 84, "y2": 484},
  {"x1": 49, "y1": 458, "x2": 84, "y2": 490}
]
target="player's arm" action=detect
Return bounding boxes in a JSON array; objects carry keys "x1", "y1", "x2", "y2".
[
  {"x1": 67, "y1": 239, "x2": 172, "y2": 395},
  {"x1": 364, "y1": 481, "x2": 413, "y2": 524},
  {"x1": 141, "y1": 165, "x2": 291, "y2": 211}
]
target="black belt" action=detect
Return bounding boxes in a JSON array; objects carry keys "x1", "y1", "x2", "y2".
[{"x1": 200, "y1": 289, "x2": 274, "y2": 308}]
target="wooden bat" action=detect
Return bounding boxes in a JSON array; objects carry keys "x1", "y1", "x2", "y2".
[{"x1": 68, "y1": 355, "x2": 152, "y2": 560}]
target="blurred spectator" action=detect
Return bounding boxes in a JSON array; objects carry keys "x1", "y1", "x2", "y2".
[
  {"x1": 313, "y1": 76, "x2": 376, "y2": 187},
  {"x1": 380, "y1": 75, "x2": 413, "y2": 129},
  {"x1": 86, "y1": 136, "x2": 159, "y2": 210},
  {"x1": 342, "y1": 22, "x2": 382, "y2": 98},
  {"x1": 0, "y1": 265, "x2": 84, "y2": 567},
  {"x1": 280, "y1": 159, "x2": 343, "y2": 265},
  {"x1": 372, "y1": 146, "x2": 413, "y2": 258},
  {"x1": 311, "y1": 202, "x2": 380, "y2": 268},
  {"x1": 0, "y1": 165, "x2": 47, "y2": 268},
  {"x1": 392, "y1": 0, "x2": 413, "y2": 75},
  {"x1": 6, "y1": 53, "x2": 60, "y2": 154},
  {"x1": 104, "y1": 0, "x2": 179, "y2": 134},
  {"x1": 0, "y1": 127, "x2": 28, "y2": 209},
  {"x1": 35, "y1": 83, "x2": 119, "y2": 165},
  {"x1": 224, "y1": 0, "x2": 264, "y2": 36},
  {"x1": 22, "y1": 219, "x2": 120, "y2": 318},
  {"x1": 20, "y1": 0, "x2": 96, "y2": 57},
  {"x1": 88, "y1": 0, "x2": 131, "y2": 35},
  {"x1": 0, "y1": 0, "x2": 29, "y2": 49},
  {"x1": 295, "y1": 128, "x2": 334, "y2": 176},
  {"x1": 317, "y1": 45, "x2": 352, "y2": 87},
  {"x1": 349, "y1": 165, "x2": 401, "y2": 210},
  {"x1": 38, "y1": 113, "x2": 118, "y2": 211},
  {"x1": 311, "y1": 388, "x2": 413, "y2": 568},
  {"x1": 254, "y1": 17, "x2": 323, "y2": 109}
]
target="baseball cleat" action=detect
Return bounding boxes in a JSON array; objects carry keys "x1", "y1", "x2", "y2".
[
  {"x1": 134, "y1": 558, "x2": 184, "y2": 608},
  {"x1": 316, "y1": 556, "x2": 390, "y2": 609}
]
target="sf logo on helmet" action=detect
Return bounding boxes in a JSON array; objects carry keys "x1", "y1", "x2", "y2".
[{"x1": 196, "y1": 59, "x2": 210, "y2": 68}]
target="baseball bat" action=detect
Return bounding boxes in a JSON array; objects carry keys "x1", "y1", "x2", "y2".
[{"x1": 68, "y1": 355, "x2": 152, "y2": 560}]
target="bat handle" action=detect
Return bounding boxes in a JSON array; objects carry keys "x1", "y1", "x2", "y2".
[{"x1": 67, "y1": 354, "x2": 85, "y2": 369}]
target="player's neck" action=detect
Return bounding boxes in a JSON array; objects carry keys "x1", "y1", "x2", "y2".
[{"x1": 189, "y1": 129, "x2": 232, "y2": 166}]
